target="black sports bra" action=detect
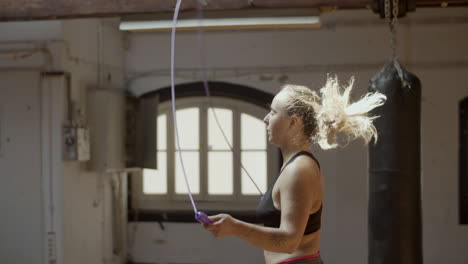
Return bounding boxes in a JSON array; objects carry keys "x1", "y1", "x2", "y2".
[{"x1": 256, "y1": 151, "x2": 322, "y2": 235}]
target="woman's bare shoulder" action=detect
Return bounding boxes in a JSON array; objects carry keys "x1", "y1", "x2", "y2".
[{"x1": 280, "y1": 156, "x2": 320, "y2": 188}]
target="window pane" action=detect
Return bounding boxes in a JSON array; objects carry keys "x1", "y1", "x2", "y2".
[
  {"x1": 175, "y1": 151, "x2": 200, "y2": 194},
  {"x1": 241, "y1": 151, "x2": 267, "y2": 195},
  {"x1": 176, "y1": 108, "x2": 199, "y2": 150},
  {"x1": 208, "y1": 108, "x2": 233, "y2": 150},
  {"x1": 143, "y1": 151, "x2": 167, "y2": 194},
  {"x1": 241, "y1": 113, "x2": 266, "y2": 150},
  {"x1": 208, "y1": 152, "x2": 233, "y2": 195},
  {"x1": 157, "y1": 114, "x2": 167, "y2": 150}
]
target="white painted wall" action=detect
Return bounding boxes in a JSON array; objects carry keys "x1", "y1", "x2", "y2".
[
  {"x1": 0, "y1": 18, "x2": 126, "y2": 264},
  {"x1": 60, "y1": 18, "x2": 126, "y2": 264},
  {"x1": 419, "y1": 68, "x2": 468, "y2": 264},
  {"x1": 126, "y1": 7, "x2": 468, "y2": 264},
  {"x1": 0, "y1": 20, "x2": 63, "y2": 264},
  {"x1": 0, "y1": 71, "x2": 43, "y2": 264}
]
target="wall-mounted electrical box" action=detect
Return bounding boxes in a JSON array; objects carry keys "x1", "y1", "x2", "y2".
[{"x1": 63, "y1": 125, "x2": 90, "y2": 161}]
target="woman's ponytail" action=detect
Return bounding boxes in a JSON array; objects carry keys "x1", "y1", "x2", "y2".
[{"x1": 313, "y1": 75, "x2": 387, "y2": 149}]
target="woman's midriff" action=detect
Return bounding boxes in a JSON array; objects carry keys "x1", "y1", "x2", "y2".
[{"x1": 264, "y1": 230, "x2": 321, "y2": 264}]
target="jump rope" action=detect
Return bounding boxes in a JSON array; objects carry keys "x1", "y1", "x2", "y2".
[{"x1": 170, "y1": 0, "x2": 264, "y2": 224}]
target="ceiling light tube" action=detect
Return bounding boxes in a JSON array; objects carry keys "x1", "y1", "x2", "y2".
[{"x1": 119, "y1": 16, "x2": 321, "y2": 31}]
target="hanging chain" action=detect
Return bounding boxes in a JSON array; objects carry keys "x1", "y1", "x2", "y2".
[
  {"x1": 385, "y1": 0, "x2": 409, "y2": 87},
  {"x1": 384, "y1": 0, "x2": 390, "y2": 21},
  {"x1": 385, "y1": 0, "x2": 398, "y2": 59}
]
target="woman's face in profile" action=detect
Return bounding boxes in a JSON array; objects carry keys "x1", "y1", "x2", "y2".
[{"x1": 263, "y1": 91, "x2": 291, "y2": 145}]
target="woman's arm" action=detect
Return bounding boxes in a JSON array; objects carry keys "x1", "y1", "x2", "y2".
[{"x1": 204, "y1": 160, "x2": 320, "y2": 253}]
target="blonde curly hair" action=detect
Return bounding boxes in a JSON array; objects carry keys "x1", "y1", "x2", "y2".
[{"x1": 281, "y1": 75, "x2": 387, "y2": 150}]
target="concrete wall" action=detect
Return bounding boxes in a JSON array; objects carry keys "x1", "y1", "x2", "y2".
[{"x1": 126, "y1": 7, "x2": 468, "y2": 264}]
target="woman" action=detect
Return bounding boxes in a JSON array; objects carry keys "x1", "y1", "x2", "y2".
[{"x1": 203, "y1": 76, "x2": 386, "y2": 264}]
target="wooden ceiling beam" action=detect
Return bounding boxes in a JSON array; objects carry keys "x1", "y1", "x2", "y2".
[{"x1": 1, "y1": 0, "x2": 467, "y2": 21}]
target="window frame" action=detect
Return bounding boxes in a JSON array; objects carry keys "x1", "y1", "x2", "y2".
[
  {"x1": 131, "y1": 96, "x2": 280, "y2": 212},
  {"x1": 460, "y1": 96, "x2": 468, "y2": 225}
]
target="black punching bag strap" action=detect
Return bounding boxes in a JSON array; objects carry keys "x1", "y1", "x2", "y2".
[{"x1": 393, "y1": 59, "x2": 411, "y2": 89}]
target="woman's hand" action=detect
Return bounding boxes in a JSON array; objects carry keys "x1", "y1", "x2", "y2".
[{"x1": 203, "y1": 214, "x2": 238, "y2": 238}]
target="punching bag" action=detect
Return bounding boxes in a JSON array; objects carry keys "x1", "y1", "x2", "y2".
[{"x1": 368, "y1": 59, "x2": 422, "y2": 264}]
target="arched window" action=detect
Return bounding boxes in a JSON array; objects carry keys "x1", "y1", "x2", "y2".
[{"x1": 130, "y1": 82, "x2": 279, "y2": 220}]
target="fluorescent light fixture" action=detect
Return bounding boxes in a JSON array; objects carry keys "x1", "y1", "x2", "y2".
[
  {"x1": 120, "y1": 9, "x2": 321, "y2": 32},
  {"x1": 120, "y1": 17, "x2": 320, "y2": 31}
]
